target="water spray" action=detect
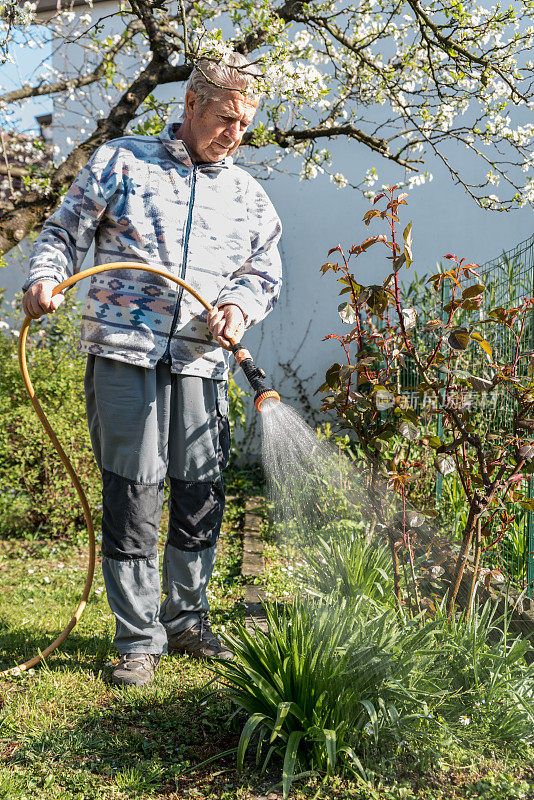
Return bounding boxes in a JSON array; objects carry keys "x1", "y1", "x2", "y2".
[{"x1": 6, "y1": 261, "x2": 280, "y2": 678}]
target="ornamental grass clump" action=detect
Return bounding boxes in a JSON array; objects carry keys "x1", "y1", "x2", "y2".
[
  {"x1": 430, "y1": 600, "x2": 534, "y2": 751},
  {"x1": 215, "y1": 597, "x2": 443, "y2": 798},
  {"x1": 297, "y1": 520, "x2": 396, "y2": 606},
  {"x1": 218, "y1": 546, "x2": 534, "y2": 795}
]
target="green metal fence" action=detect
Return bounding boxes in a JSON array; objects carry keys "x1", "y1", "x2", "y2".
[
  {"x1": 440, "y1": 234, "x2": 534, "y2": 594},
  {"x1": 394, "y1": 235, "x2": 534, "y2": 593}
]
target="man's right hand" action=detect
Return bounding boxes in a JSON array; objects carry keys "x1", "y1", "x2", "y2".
[{"x1": 22, "y1": 280, "x2": 65, "y2": 319}]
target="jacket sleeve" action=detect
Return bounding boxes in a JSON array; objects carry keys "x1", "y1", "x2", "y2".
[
  {"x1": 22, "y1": 147, "x2": 118, "y2": 291},
  {"x1": 215, "y1": 177, "x2": 282, "y2": 328}
]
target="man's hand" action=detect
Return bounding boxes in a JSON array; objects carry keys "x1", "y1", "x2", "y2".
[
  {"x1": 207, "y1": 304, "x2": 245, "y2": 349},
  {"x1": 22, "y1": 280, "x2": 65, "y2": 320}
]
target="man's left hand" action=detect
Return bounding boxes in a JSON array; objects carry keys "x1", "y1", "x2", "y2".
[{"x1": 207, "y1": 304, "x2": 245, "y2": 349}]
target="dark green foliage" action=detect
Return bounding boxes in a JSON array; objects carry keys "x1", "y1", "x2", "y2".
[{"x1": 0, "y1": 292, "x2": 101, "y2": 538}]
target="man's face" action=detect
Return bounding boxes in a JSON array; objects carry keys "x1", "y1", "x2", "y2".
[{"x1": 184, "y1": 89, "x2": 258, "y2": 163}]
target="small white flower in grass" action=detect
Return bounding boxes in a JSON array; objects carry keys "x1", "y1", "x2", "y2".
[
  {"x1": 27, "y1": 668, "x2": 35, "y2": 675},
  {"x1": 28, "y1": 599, "x2": 34, "y2": 604},
  {"x1": 363, "y1": 722, "x2": 373, "y2": 735},
  {"x1": 43, "y1": 577, "x2": 50, "y2": 584},
  {"x1": 27, "y1": 569, "x2": 34, "y2": 574},
  {"x1": 11, "y1": 667, "x2": 20, "y2": 676},
  {"x1": 459, "y1": 716, "x2": 470, "y2": 725}
]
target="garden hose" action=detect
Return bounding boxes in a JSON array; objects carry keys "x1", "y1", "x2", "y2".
[{"x1": 3, "y1": 261, "x2": 280, "y2": 679}]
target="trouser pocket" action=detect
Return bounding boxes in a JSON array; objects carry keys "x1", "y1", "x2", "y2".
[{"x1": 215, "y1": 380, "x2": 231, "y2": 471}]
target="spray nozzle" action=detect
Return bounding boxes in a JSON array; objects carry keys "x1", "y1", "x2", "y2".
[{"x1": 231, "y1": 343, "x2": 280, "y2": 412}]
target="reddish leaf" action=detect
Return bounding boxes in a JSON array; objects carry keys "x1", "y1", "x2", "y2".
[
  {"x1": 462, "y1": 283, "x2": 485, "y2": 299},
  {"x1": 320, "y1": 262, "x2": 338, "y2": 274},
  {"x1": 508, "y1": 473, "x2": 524, "y2": 483},
  {"x1": 359, "y1": 235, "x2": 388, "y2": 251},
  {"x1": 363, "y1": 210, "x2": 381, "y2": 226},
  {"x1": 462, "y1": 297, "x2": 483, "y2": 311},
  {"x1": 327, "y1": 245, "x2": 343, "y2": 256}
]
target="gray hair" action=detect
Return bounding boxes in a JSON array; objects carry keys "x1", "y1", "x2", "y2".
[{"x1": 177, "y1": 53, "x2": 261, "y2": 120}]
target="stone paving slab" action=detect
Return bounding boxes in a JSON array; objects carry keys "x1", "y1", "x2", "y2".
[{"x1": 241, "y1": 497, "x2": 268, "y2": 633}]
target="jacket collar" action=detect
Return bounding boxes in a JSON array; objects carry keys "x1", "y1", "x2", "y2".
[{"x1": 158, "y1": 123, "x2": 233, "y2": 169}]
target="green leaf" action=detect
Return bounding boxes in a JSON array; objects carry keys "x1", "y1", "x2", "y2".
[
  {"x1": 282, "y1": 730, "x2": 304, "y2": 799},
  {"x1": 323, "y1": 729, "x2": 337, "y2": 772},
  {"x1": 326, "y1": 363, "x2": 341, "y2": 388},
  {"x1": 270, "y1": 702, "x2": 293, "y2": 744},
  {"x1": 360, "y1": 699, "x2": 379, "y2": 742},
  {"x1": 403, "y1": 221, "x2": 413, "y2": 269},
  {"x1": 448, "y1": 327, "x2": 470, "y2": 350},
  {"x1": 237, "y1": 714, "x2": 269, "y2": 772},
  {"x1": 470, "y1": 331, "x2": 493, "y2": 361},
  {"x1": 366, "y1": 286, "x2": 388, "y2": 317}
]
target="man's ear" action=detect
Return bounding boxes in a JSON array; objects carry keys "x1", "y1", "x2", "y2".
[{"x1": 185, "y1": 90, "x2": 197, "y2": 120}]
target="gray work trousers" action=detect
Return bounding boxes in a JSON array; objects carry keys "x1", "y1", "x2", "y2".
[{"x1": 84, "y1": 355, "x2": 230, "y2": 654}]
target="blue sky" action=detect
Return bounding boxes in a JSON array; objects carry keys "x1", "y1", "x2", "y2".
[{"x1": 2, "y1": 27, "x2": 52, "y2": 134}]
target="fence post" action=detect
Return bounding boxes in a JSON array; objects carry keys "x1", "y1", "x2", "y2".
[{"x1": 528, "y1": 257, "x2": 534, "y2": 598}]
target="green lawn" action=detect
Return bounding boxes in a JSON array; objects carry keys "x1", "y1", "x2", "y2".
[{"x1": 0, "y1": 483, "x2": 533, "y2": 800}]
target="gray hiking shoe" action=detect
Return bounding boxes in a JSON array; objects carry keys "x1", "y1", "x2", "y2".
[
  {"x1": 111, "y1": 653, "x2": 161, "y2": 687},
  {"x1": 167, "y1": 613, "x2": 234, "y2": 661}
]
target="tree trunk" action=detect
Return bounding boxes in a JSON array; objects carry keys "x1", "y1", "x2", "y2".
[
  {"x1": 446, "y1": 505, "x2": 479, "y2": 617},
  {"x1": 466, "y1": 518, "x2": 482, "y2": 619},
  {"x1": 387, "y1": 529, "x2": 402, "y2": 605}
]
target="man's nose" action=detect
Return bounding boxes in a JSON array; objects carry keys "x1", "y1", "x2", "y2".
[{"x1": 224, "y1": 121, "x2": 240, "y2": 141}]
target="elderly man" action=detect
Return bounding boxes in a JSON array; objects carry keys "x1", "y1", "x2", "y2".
[{"x1": 22, "y1": 54, "x2": 282, "y2": 687}]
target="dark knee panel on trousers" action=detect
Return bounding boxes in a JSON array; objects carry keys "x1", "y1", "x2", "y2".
[
  {"x1": 168, "y1": 477, "x2": 225, "y2": 552},
  {"x1": 102, "y1": 470, "x2": 165, "y2": 559}
]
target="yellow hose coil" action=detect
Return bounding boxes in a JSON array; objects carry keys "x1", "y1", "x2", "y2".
[{"x1": 3, "y1": 262, "x2": 217, "y2": 678}]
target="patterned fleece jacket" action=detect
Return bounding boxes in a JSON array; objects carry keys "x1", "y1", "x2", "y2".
[{"x1": 24, "y1": 123, "x2": 283, "y2": 379}]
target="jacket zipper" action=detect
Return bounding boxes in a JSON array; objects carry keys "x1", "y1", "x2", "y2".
[{"x1": 161, "y1": 164, "x2": 198, "y2": 364}]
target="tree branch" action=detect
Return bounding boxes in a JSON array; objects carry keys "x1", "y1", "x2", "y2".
[
  {"x1": 406, "y1": 0, "x2": 526, "y2": 103},
  {"x1": 129, "y1": 0, "x2": 173, "y2": 63},
  {"x1": 0, "y1": 58, "x2": 189, "y2": 255},
  {"x1": 0, "y1": 20, "x2": 142, "y2": 105},
  {"x1": 243, "y1": 124, "x2": 417, "y2": 169}
]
